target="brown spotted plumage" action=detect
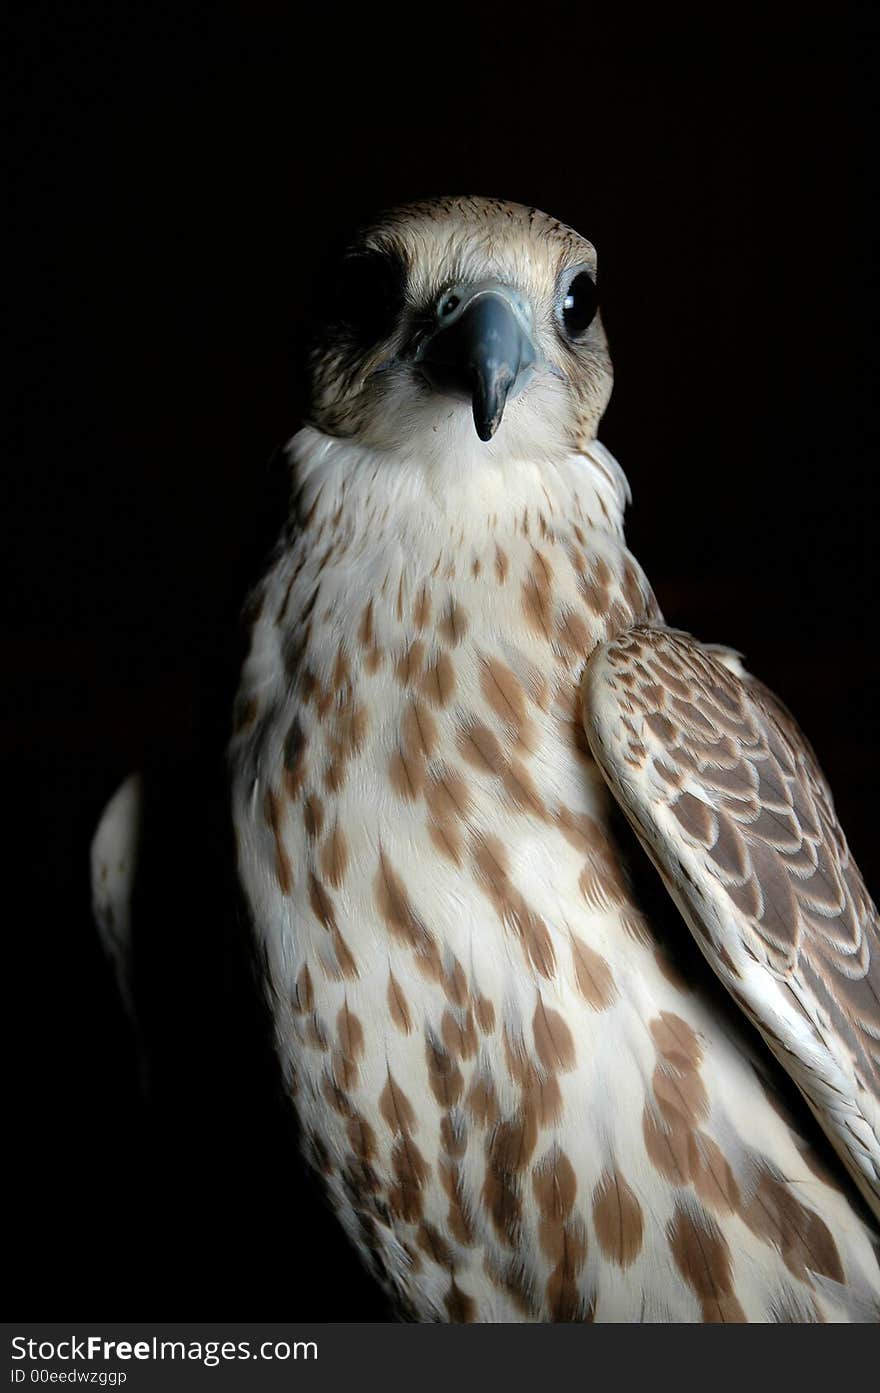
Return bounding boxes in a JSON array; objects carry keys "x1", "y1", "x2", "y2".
[{"x1": 228, "y1": 196, "x2": 880, "y2": 1321}]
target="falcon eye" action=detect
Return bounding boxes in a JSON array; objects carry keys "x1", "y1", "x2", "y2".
[
  {"x1": 329, "y1": 248, "x2": 407, "y2": 346},
  {"x1": 559, "y1": 270, "x2": 599, "y2": 341}
]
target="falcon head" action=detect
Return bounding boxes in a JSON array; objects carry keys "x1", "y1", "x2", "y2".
[{"x1": 304, "y1": 196, "x2": 613, "y2": 463}]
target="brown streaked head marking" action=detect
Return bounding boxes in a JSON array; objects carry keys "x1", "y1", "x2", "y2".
[{"x1": 304, "y1": 196, "x2": 613, "y2": 455}]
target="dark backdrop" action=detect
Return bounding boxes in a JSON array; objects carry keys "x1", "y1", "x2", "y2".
[{"x1": 7, "y1": 8, "x2": 879, "y2": 1318}]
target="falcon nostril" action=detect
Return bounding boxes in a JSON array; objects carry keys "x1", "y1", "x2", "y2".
[{"x1": 441, "y1": 295, "x2": 459, "y2": 316}]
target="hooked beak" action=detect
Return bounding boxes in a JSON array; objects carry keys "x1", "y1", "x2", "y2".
[{"x1": 414, "y1": 281, "x2": 539, "y2": 441}]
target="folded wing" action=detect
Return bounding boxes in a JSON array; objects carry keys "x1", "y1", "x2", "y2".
[{"x1": 582, "y1": 625, "x2": 880, "y2": 1219}]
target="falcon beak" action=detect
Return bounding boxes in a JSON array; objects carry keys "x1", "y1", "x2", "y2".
[{"x1": 414, "y1": 281, "x2": 539, "y2": 442}]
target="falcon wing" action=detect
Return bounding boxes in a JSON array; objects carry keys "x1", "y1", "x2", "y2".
[{"x1": 582, "y1": 624, "x2": 880, "y2": 1219}]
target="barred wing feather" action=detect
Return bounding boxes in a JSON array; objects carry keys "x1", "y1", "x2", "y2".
[{"x1": 582, "y1": 625, "x2": 880, "y2": 1220}]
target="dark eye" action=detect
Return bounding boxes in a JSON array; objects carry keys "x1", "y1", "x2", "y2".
[
  {"x1": 560, "y1": 271, "x2": 598, "y2": 340},
  {"x1": 329, "y1": 249, "x2": 406, "y2": 346}
]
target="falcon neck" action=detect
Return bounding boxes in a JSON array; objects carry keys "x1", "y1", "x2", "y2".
[{"x1": 286, "y1": 427, "x2": 631, "y2": 559}]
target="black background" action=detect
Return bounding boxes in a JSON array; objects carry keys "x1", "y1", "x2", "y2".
[{"x1": 7, "y1": 7, "x2": 879, "y2": 1318}]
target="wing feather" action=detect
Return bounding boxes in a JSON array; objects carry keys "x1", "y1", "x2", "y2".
[{"x1": 582, "y1": 624, "x2": 880, "y2": 1218}]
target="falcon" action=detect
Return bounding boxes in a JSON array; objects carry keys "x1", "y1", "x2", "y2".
[{"x1": 141, "y1": 196, "x2": 880, "y2": 1320}]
